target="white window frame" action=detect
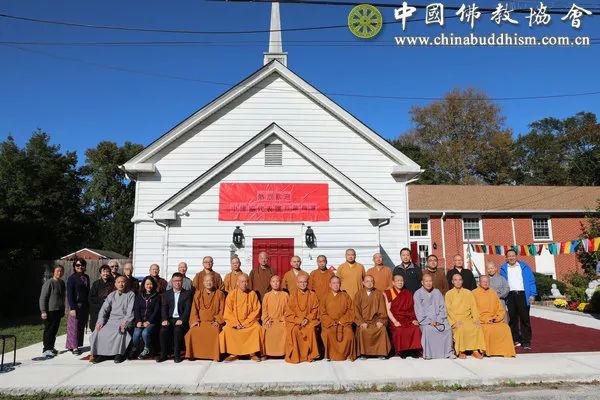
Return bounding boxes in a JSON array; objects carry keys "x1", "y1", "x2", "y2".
[
  {"x1": 409, "y1": 216, "x2": 430, "y2": 238},
  {"x1": 532, "y1": 215, "x2": 552, "y2": 241},
  {"x1": 462, "y1": 215, "x2": 483, "y2": 242}
]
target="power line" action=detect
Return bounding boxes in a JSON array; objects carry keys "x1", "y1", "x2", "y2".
[{"x1": 4, "y1": 43, "x2": 600, "y2": 102}]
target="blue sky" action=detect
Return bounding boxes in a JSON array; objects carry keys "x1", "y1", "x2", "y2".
[{"x1": 1, "y1": 0, "x2": 599, "y2": 162}]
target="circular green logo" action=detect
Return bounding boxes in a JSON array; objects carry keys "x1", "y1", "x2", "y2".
[{"x1": 348, "y1": 4, "x2": 383, "y2": 39}]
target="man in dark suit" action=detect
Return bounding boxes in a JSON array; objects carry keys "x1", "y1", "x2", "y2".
[{"x1": 157, "y1": 272, "x2": 193, "y2": 363}]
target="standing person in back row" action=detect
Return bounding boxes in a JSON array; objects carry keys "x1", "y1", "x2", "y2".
[
  {"x1": 393, "y1": 248, "x2": 422, "y2": 294},
  {"x1": 446, "y1": 255, "x2": 477, "y2": 291},
  {"x1": 39, "y1": 264, "x2": 66, "y2": 357},
  {"x1": 336, "y1": 248, "x2": 365, "y2": 300},
  {"x1": 500, "y1": 249, "x2": 537, "y2": 350},
  {"x1": 65, "y1": 258, "x2": 90, "y2": 356},
  {"x1": 248, "y1": 251, "x2": 275, "y2": 300}
]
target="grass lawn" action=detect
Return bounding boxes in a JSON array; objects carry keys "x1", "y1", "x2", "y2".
[{"x1": 0, "y1": 314, "x2": 67, "y2": 353}]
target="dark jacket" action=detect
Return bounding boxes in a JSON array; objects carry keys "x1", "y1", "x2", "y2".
[
  {"x1": 134, "y1": 292, "x2": 161, "y2": 324},
  {"x1": 161, "y1": 288, "x2": 193, "y2": 322},
  {"x1": 125, "y1": 276, "x2": 140, "y2": 293},
  {"x1": 88, "y1": 277, "x2": 115, "y2": 329},
  {"x1": 392, "y1": 263, "x2": 423, "y2": 294},
  {"x1": 446, "y1": 267, "x2": 477, "y2": 291},
  {"x1": 66, "y1": 272, "x2": 90, "y2": 310}
]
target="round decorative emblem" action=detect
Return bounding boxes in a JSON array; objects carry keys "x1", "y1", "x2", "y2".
[{"x1": 348, "y1": 4, "x2": 383, "y2": 39}]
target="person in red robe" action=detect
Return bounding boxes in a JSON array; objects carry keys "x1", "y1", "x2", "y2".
[{"x1": 384, "y1": 274, "x2": 422, "y2": 358}]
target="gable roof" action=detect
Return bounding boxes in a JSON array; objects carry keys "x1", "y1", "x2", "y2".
[
  {"x1": 151, "y1": 123, "x2": 393, "y2": 219},
  {"x1": 60, "y1": 248, "x2": 128, "y2": 260},
  {"x1": 124, "y1": 61, "x2": 420, "y2": 174},
  {"x1": 409, "y1": 185, "x2": 600, "y2": 213}
]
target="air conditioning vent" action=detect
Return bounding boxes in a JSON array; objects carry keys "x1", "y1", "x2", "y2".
[{"x1": 265, "y1": 143, "x2": 283, "y2": 166}]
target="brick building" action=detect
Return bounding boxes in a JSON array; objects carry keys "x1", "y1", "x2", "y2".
[{"x1": 408, "y1": 185, "x2": 600, "y2": 281}]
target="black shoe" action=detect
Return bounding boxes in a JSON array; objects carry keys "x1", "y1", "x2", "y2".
[
  {"x1": 174, "y1": 357, "x2": 183, "y2": 363},
  {"x1": 114, "y1": 354, "x2": 125, "y2": 364},
  {"x1": 127, "y1": 348, "x2": 138, "y2": 360},
  {"x1": 523, "y1": 344, "x2": 532, "y2": 350},
  {"x1": 156, "y1": 356, "x2": 168, "y2": 363},
  {"x1": 72, "y1": 348, "x2": 82, "y2": 356},
  {"x1": 51, "y1": 349, "x2": 59, "y2": 356},
  {"x1": 358, "y1": 356, "x2": 368, "y2": 360},
  {"x1": 91, "y1": 355, "x2": 104, "y2": 364}
]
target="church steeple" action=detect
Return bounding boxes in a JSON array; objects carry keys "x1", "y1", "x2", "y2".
[{"x1": 263, "y1": 2, "x2": 288, "y2": 66}]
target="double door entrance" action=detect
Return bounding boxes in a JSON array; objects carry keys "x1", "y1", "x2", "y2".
[{"x1": 252, "y1": 238, "x2": 294, "y2": 276}]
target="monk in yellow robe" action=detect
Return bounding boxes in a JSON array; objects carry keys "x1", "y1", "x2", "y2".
[
  {"x1": 192, "y1": 256, "x2": 224, "y2": 291},
  {"x1": 445, "y1": 273, "x2": 486, "y2": 359},
  {"x1": 320, "y1": 276, "x2": 356, "y2": 361},
  {"x1": 473, "y1": 276, "x2": 516, "y2": 357},
  {"x1": 309, "y1": 255, "x2": 334, "y2": 302},
  {"x1": 336, "y1": 248, "x2": 365, "y2": 300},
  {"x1": 219, "y1": 273, "x2": 261, "y2": 362},
  {"x1": 260, "y1": 275, "x2": 289, "y2": 359},
  {"x1": 248, "y1": 251, "x2": 275, "y2": 300},
  {"x1": 354, "y1": 275, "x2": 391, "y2": 359},
  {"x1": 223, "y1": 256, "x2": 243, "y2": 294},
  {"x1": 282, "y1": 256, "x2": 309, "y2": 292},
  {"x1": 185, "y1": 274, "x2": 224, "y2": 361},
  {"x1": 366, "y1": 253, "x2": 393, "y2": 292},
  {"x1": 284, "y1": 274, "x2": 320, "y2": 363}
]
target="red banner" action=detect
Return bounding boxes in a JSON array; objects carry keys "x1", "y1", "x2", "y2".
[{"x1": 218, "y1": 183, "x2": 329, "y2": 221}]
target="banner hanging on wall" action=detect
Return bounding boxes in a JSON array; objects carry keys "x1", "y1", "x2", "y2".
[{"x1": 218, "y1": 182, "x2": 330, "y2": 222}]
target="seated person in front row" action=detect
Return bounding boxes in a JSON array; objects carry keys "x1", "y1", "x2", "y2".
[
  {"x1": 472, "y1": 275, "x2": 516, "y2": 358},
  {"x1": 185, "y1": 274, "x2": 225, "y2": 361},
  {"x1": 157, "y1": 272, "x2": 193, "y2": 363},
  {"x1": 445, "y1": 273, "x2": 486, "y2": 359},
  {"x1": 354, "y1": 275, "x2": 391, "y2": 359},
  {"x1": 284, "y1": 274, "x2": 320, "y2": 363},
  {"x1": 320, "y1": 276, "x2": 356, "y2": 361},
  {"x1": 129, "y1": 276, "x2": 161, "y2": 359},
  {"x1": 260, "y1": 275, "x2": 289, "y2": 360},
  {"x1": 219, "y1": 273, "x2": 262, "y2": 362},
  {"x1": 89, "y1": 276, "x2": 135, "y2": 364},
  {"x1": 385, "y1": 274, "x2": 422, "y2": 358}
]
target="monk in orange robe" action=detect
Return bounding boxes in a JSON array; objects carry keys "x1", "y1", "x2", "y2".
[
  {"x1": 336, "y1": 248, "x2": 365, "y2": 300},
  {"x1": 282, "y1": 256, "x2": 309, "y2": 292},
  {"x1": 354, "y1": 275, "x2": 391, "y2": 359},
  {"x1": 284, "y1": 274, "x2": 320, "y2": 363},
  {"x1": 185, "y1": 274, "x2": 224, "y2": 361},
  {"x1": 309, "y1": 255, "x2": 334, "y2": 302},
  {"x1": 192, "y1": 256, "x2": 224, "y2": 291},
  {"x1": 366, "y1": 253, "x2": 393, "y2": 292},
  {"x1": 320, "y1": 276, "x2": 356, "y2": 361},
  {"x1": 248, "y1": 251, "x2": 275, "y2": 300},
  {"x1": 473, "y1": 276, "x2": 516, "y2": 357},
  {"x1": 260, "y1": 275, "x2": 289, "y2": 359},
  {"x1": 219, "y1": 273, "x2": 261, "y2": 362},
  {"x1": 223, "y1": 256, "x2": 243, "y2": 294}
]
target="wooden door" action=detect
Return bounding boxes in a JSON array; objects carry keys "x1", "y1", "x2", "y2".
[{"x1": 252, "y1": 238, "x2": 294, "y2": 277}]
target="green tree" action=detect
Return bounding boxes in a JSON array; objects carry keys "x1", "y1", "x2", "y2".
[
  {"x1": 389, "y1": 135, "x2": 437, "y2": 184},
  {"x1": 82, "y1": 141, "x2": 144, "y2": 256},
  {"x1": 0, "y1": 131, "x2": 85, "y2": 259},
  {"x1": 579, "y1": 199, "x2": 600, "y2": 280},
  {"x1": 397, "y1": 88, "x2": 514, "y2": 185}
]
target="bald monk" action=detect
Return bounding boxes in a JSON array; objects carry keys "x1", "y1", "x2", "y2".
[
  {"x1": 385, "y1": 274, "x2": 422, "y2": 358},
  {"x1": 249, "y1": 251, "x2": 275, "y2": 300},
  {"x1": 260, "y1": 275, "x2": 289, "y2": 360},
  {"x1": 320, "y1": 276, "x2": 356, "y2": 361},
  {"x1": 309, "y1": 255, "x2": 334, "y2": 302},
  {"x1": 336, "y1": 248, "x2": 366, "y2": 300},
  {"x1": 223, "y1": 256, "x2": 244, "y2": 294},
  {"x1": 185, "y1": 275, "x2": 225, "y2": 361},
  {"x1": 284, "y1": 275, "x2": 320, "y2": 363},
  {"x1": 445, "y1": 273, "x2": 486, "y2": 359},
  {"x1": 473, "y1": 276, "x2": 516, "y2": 357},
  {"x1": 366, "y1": 253, "x2": 393, "y2": 292},
  {"x1": 282, "y1": 256, "x2": 309, "y2": 292},
  {"x1": 192, "y1": 256, "x2": 224, "y2": 291},
  {"x1": 354, "y1": 275, "x2": 391, "y2": 359},
  {"x1": 219, "y1": 274, "x2": 262, "y2": 362}
]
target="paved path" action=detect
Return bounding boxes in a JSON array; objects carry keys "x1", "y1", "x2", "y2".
[
  {"x1": 530, "y1": 306, "x2": 600, "y2": 330},
  {"x1": 1, "y1": 308, "x2": 598, "y2": 395}
]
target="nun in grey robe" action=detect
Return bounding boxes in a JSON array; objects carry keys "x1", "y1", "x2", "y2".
[
  {"x1": 413, "y1": 287, "x2": 455, "y2": 359},
  {"x1": 90, "y1": 289, "x2": 135, "y2": 356},
  {"x1": 489, "y1": 273, "x2": 510, "y2": 309}
]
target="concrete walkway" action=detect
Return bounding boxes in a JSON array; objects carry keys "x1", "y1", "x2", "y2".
[
  {"x1": 531, "y1": 306, "x2": 600, "y2": 330},
  {"x1": 1, "y1": 308, "x2": 599, "y2": 396}
]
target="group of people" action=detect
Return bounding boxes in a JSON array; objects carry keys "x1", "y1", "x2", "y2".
[{"x1": 38, "y1": 247, "x2": 537, "y2": 364}]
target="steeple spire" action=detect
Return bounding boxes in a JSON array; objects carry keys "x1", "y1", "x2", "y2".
[{"x1": 263, "y1": 2, "x2": 288, "y2": 66}]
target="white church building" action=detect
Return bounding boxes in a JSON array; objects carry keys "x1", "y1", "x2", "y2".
[{"x1": 123, "y1": 3, "x2": 422, "y2": 278}]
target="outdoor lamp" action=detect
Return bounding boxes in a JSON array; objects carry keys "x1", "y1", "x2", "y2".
[
  {"x1": 233, "y1": 226, "x2": 244, "y2": 248},
  {"x1": 305, "y1": 226, "x2": 316, "y2": 248}
]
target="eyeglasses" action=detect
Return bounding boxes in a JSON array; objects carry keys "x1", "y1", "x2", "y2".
[{"x1": 75, "y1": 264, "x2": 83, "y2": 267}]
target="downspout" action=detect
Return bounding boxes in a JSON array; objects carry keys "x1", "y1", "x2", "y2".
[
  {"x1": 154, "y1": 219, "x2": 170, "y2": 279},
  {"x1": 511, "y1": 217, "x2": 517, "y2": 245},
  {"x1": 441, "y1": 211, "x2": 447, "y2": 273},
  {"x1": 377, "y1": 219, "x2": 391, "y2": 252},
  {"x1": 404, "y1": 176, "x2": 420, "y2": 248}
]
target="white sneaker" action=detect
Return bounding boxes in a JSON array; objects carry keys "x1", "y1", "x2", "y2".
[{"x1": 43, "y1": 350, "x2": 54, "y2": 357}]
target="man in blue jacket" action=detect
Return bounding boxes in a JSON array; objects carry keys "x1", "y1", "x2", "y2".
[{"x1": 500, "y1": 249, "x2": 537, "y2": 350}]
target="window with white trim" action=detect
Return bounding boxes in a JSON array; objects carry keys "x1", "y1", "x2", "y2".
[
  {"x1": 409, "y1": 217, "x2": 429, "y2": 237},
  {"x1": 463, "y1": 217, "x2": 482, "y2": 241},
  {"x1": 533, "y1": 217, "x2": 551, "y2": 240}
]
